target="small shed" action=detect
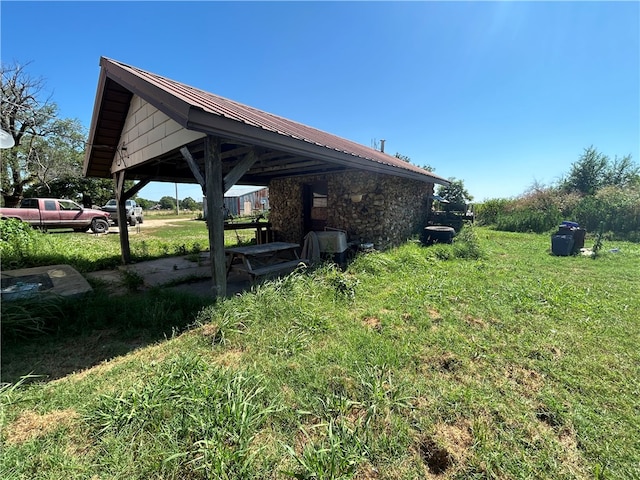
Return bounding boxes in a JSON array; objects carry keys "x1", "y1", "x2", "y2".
[
  {"x1": 83, "y1": 57, "x2": 449, "y2": 297},
  {"x1": 223, "y1": 185, "x2": 269, "y2": 217}
]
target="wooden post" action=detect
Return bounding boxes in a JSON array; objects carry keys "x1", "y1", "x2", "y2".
[
  {"x1": 204, "y1": 135, "x2": 227, "y2": 298},
  {"x1": 114, "y1": 171, "x2": 131, "y2": 264}
]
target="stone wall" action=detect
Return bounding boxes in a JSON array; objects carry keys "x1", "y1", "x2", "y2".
[{"x1": 269, "y1": 171, "x2": 434, "y2": 249}]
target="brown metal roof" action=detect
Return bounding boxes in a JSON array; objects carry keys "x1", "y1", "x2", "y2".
[{"x1": 84, "y1": 57, "x2": 449, "y2": 186}]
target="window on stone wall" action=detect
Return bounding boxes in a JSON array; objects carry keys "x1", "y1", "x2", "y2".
[{"x1": 313, "y1": 190, "x2": 328, "y2": 208}]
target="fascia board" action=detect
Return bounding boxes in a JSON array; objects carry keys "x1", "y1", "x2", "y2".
[
  {"x1": 83, "y1": 67, "x2": 109, "y2": 176},
  {"x1": 101, "y1": 59, "x2": 192, "y2": 128}
]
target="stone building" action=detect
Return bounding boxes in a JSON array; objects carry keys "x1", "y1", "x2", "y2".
[{"x1": 269, "y1": 171, "x2": 433, "y2": 249}]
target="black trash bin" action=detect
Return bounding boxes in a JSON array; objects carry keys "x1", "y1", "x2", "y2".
[
  {"x1": 552, "y1": 221, "x2": 586, "y2": 256},
  {"x1": 552, "y1": 234, "x2": 575, "y2": 256},
  {"x1": 572, "y1": 228, "x2": 586, "y2": 252}
]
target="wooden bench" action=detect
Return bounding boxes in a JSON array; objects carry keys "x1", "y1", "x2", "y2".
[{"x1": 234, "y1": 259, "x2": 309, "y2": 280}]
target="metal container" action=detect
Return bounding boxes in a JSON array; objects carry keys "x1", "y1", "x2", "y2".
[{"x1": 316, "y1": 231, "x2": 348, "y2": 254}]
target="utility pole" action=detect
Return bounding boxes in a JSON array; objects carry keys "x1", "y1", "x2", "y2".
[{"x1": 175, "y1": 183, "x2": 180, "y2": 215}]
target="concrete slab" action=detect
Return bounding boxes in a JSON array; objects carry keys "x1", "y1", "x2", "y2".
[
  {"x1": 86, "y1": 253, "x2": 254, "y2": 299},
  {"x1": 1, "y1": 264, "x2": 92, "y2": 301}
]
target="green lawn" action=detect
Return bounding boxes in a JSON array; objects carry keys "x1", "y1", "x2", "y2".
[
  {"x1": 1, "y1": 228, "x2": 638, "y2": 479},
  {"x1": 1, "y1": 215, "x2": 258, "y2": 273}
]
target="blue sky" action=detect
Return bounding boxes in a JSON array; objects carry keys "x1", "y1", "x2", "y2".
[{"x1": 2, "y1": 1, "x2": 638, "y2": 202}]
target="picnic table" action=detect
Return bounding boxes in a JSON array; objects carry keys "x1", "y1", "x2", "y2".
[
  {"x1": 225, "y1": 242, "x2": 307, "y2": 280},
  {"x1": 224, "y1": 221, "x2": 272, "y2": 244}
]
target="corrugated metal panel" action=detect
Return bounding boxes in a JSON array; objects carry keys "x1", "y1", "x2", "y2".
[{"x1": 107, "y1": 58, "x2": 440, "y2": 180}]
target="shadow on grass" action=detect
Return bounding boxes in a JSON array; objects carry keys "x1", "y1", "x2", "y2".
[{"x1": 1, "y1": 287, "x2": 211, "y2": 384}]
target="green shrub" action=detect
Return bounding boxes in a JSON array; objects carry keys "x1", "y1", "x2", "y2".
[
  {"x1": 495, "y1": 208, "x2": 561, "y2": 233},
  {"x1": 572, "y1": 185, "x2": 640, "y2": 238},
  {"x1": 453, "y1": 223, "x2": 484, "y2": 259},
  {"x1": 0, "y1": 219, "x2": 43, "y2": 268},
  {"x1": 475, "y1": 198, "x2": 512, "y2": 225}
]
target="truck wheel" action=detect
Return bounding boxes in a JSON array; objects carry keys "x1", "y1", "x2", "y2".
[
  {"x1": 128, "y1": 215, "x2": 137, "y2": 227},
  {"x1": 91, "y1": 218, "x2": 109, "y2": 234}
]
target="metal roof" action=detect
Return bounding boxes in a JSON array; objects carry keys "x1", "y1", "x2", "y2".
[
  {"x1": 84, "y1": 57, "x2": 449, "y2": 186},
  {"x1": 225, "y1": 185, "x2": 267, "y2": 197}
]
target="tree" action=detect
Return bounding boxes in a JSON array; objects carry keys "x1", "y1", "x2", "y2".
[
  {"x1": 603, "y1": 154, "x2": 639, "y2": 189},
  {"x1": 562, "y1": 146, "x2": 609, "y2": 195},
  {"x1": 561, "y1": 146, "x2": 638, "y2": 195},
  {"x1": 436, "y1": 178, "x2": 474, "y2": 206},
  {"x1": 158, "y1": 196, "x2": 176, "y2": 210},
  {"x1": 24, "y1": 177, "x2": 114, "y2": 207},
  {"x1": 180, "y1": 196, "x2": 199, "y2": 210},
  {"x1": 1, "y1": 61, "x2": 63, "y2": 206},
  {"x1": 394, "y1": 152, "x2": 411, "y2": 163},
  {"x1": 135, "y1": 197, "x2": 154, "y2": 210},
  {"x1": 32, "y1": 118, "x2": 86, "y2": 186},
  {"x1": 394, "y1": 152, "x2": 435, "y2": 172}
]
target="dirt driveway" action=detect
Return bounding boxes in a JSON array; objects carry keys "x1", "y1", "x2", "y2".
[{"x1": 109, "y1": 215, "x2": 196, "y2": 233}]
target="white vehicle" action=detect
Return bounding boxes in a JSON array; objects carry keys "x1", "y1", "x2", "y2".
[{"x1": 102, "y1": 199, "x2": 144, "y2": 226}]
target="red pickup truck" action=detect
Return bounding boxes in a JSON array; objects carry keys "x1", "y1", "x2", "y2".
[{"x1": 0, "y1": 198, "x2": 111, "y2": 233}]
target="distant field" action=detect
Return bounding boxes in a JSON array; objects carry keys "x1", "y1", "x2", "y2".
[{"x1": 1, "y1": 228, "x2": 639, "y2": 479}]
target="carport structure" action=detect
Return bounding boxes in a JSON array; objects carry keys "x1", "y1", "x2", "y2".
[{"x1": 84, "y1": 57, "x2": 448, "y2": 298}]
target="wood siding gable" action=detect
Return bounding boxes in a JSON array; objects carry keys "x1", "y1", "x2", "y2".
[{"x1": 112, "y1": 95, "x2": 205, "y2": 174}]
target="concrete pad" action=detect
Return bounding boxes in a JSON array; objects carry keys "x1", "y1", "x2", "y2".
[
  {"x1": 1, "y1": 264, "x2": 92, "y2": 301},
  {"x1": 86, "y1": 254, "x2": 254, "y2": 299},
  {"x1": 121, "y1": 256, "x2": 213, "y2": 288}
]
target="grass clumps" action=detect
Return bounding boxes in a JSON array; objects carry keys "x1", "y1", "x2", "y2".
[
  {"x1": 2, "y1": 229, "x2": 639, "y2": 479},
  {"x1": 86, "y1": 354, "x2": 280, "y2": 478}
]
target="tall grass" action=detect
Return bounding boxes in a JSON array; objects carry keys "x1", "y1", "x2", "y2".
[
  {"x1": 2, "y1": 229, "x2": 639, "y2": 479},
  {"x1": 87, "y1": 354, "x2": 279, "y2": 478},
  {"x1": 0, "y1": 217, "x2": 252, "y2": 272}
]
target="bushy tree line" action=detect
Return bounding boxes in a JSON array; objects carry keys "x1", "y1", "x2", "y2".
[
  {"x1": 0, "y1": 61, "x2": 122, "y2": 207},
  {"x1": 475, "y1": 147, "x2": 640, "y2": 240}
]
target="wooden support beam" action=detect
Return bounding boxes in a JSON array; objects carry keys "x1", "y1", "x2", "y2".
[
  {"x1": 221, "y1": 145, "x2": 252, "y2": 160},
  {"x1": 180, "y1": 146, "x2": 206, "y2": 194},
  {"x1": 223, "y1": 148, "x2": 257, "y2": 192},
  {"x1": 250, "y1": 159, "x2": 320, "y2": 174},
  {"x1": 114, "y1": 171, "x2": 131, "y2": 264},
  {"x1": 122, "y1": 177, "x2": 152, "y2": 200},
  {"x1": 204, "y1": 135, "x2": 227, "y2": 298},
  {"x1": 115, "y1": 170, "x2": 125, "y2": 199}
]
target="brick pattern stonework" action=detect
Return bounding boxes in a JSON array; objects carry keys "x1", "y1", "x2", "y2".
[{"x1": 268, "y1": 171, "x2": 434, "y2": 249}]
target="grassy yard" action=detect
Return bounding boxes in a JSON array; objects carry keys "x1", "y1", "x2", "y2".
[
  {"x1": 1, "y1": 227, "x2": 638, "y2": 479},
  {"x1": 1, "y1": 214, "x2": 258, "y2": 273}
]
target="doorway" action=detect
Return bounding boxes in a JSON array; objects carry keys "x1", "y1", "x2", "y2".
[{"x1": 303, "y1": 181, "x2": 328, "y2": 233}]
